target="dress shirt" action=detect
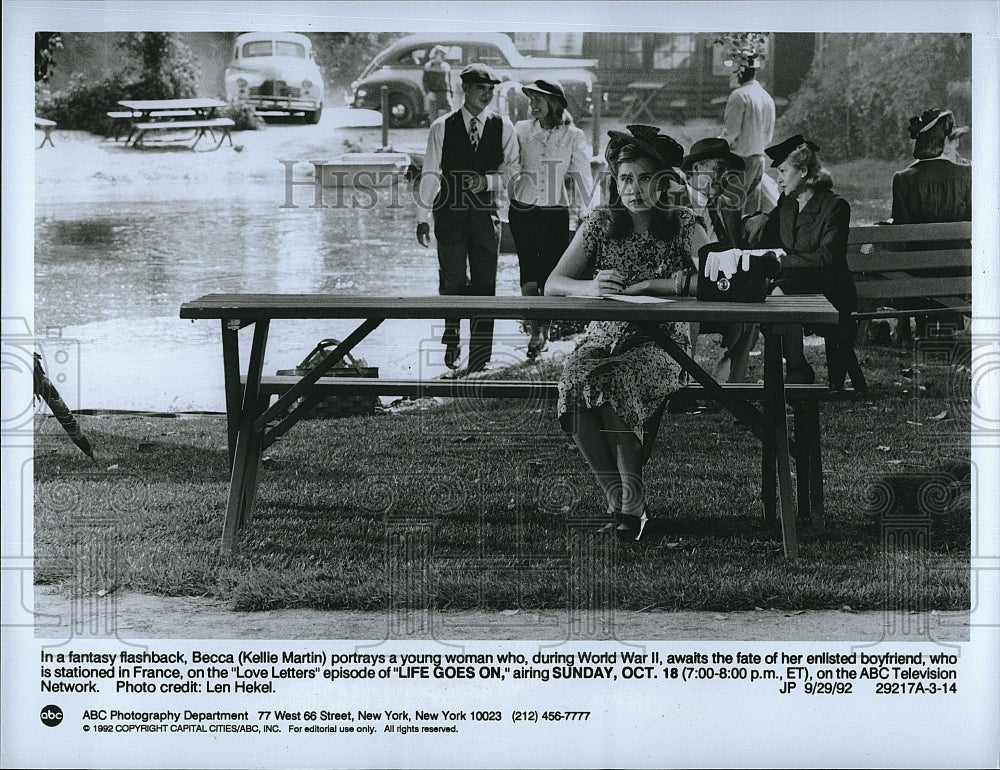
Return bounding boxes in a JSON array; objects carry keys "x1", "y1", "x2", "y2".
[
  {"x1": 511, "y1": 119, "x2": 592, "y2": 215},
  {"x1": 719, "y1": 80, "x2": 775, "y2": 158},
  {"x1": 417, "y1": 106, "x2": 519, "y2": 222}
]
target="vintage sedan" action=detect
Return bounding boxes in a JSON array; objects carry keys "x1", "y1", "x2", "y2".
[
  {"x1": 225, "y1": 32, "x2": 324, "y2": 123},
  {"x1": 348, "y1": 32, "x2": 597, "y2": 127}
]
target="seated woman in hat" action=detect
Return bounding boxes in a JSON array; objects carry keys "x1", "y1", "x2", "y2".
[
  {"x1": 888, "y1": 108, "x2": 972, "y2": 343},
  {"x1": 546, "y1": 125, "x2": 709, "y2": 542},
  {"x1": 744, "y1": 135, "x2": 867, "y2": 392},
  {"x1": 509, "y1": 79, "x2": 592, "y2": 360}
]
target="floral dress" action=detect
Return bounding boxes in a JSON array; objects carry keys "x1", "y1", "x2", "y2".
[{"x1": 557, "y1": 208, "x2": 695, "y2": 446}]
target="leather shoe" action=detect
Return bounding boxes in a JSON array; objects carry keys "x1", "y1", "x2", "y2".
[{"x1": 444, "y1": 343, "x2": 461, "y2": 369}]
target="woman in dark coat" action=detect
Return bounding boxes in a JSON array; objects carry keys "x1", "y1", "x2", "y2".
[
  {"x1": 889, "y1": 108, "x2": 971, "y2": 343},
  {"x1": 745, "y1": 135, "x2": 866, "y2": 392}
]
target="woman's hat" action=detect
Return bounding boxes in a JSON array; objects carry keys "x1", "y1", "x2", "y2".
[
  {"x1": 764, "y1": 134, "x2": 820, "y2": 167},
  {"x1": 681, "y1": 137, "x2": 745, "y2": 171},
  {"x1": 908, "y1": 108, "x2": 967, "y2": 139},
  {"x1": 606, "y1": 124, "x2": 684, "y2": 168},
  {"x1": 429, "y1": 45, "x2": 447, "y2": 58},
  {"x1": 521, "y1": 79, "x2": 567, "y2": 108}
]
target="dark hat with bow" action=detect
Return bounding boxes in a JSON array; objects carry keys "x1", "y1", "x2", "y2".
[
  {"x1": 764, "y1": 134, "x2": 820, "y2": 167},
  {"x1": 606, "y1": 124, "x2": 684, "y2": 168}
]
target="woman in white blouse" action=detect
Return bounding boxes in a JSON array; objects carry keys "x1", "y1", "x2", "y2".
[{"x1": 510, "y1": 79, "x2": 593, "y2": 359}]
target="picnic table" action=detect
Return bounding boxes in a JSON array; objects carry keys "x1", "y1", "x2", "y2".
[
  {"x1": 620, "y1": 81, "x2": 669, "y2": 123},
  {"x1": 113, "y1": 98, "x2": 233, "y2": 149},
  {"x1": 179, "y1": 293, "x2": 840, "y2": 557}
]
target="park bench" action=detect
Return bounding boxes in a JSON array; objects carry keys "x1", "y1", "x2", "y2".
[
  {"x1": 34, "y1": 116, "x2": 57, "y2": 148},
  {"x1": 846, "y1": 221, "x2": 972, "y2": 346},
  {"x1": 247, "y1": 376, "x2": 829, "y2": 531},
  {"x1": 131, "y1": 117, "x2": 235, "y2": 150}
]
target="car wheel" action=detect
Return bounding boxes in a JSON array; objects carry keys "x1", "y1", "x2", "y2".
[
  {"x1": 304, "y1": 103, "x2": 323, "y2": 124},
  {"x1": 386, "y1": 92, "x2": 417, "y2": 128}
]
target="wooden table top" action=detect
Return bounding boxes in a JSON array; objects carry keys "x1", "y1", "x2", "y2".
[
  {"x1": 118, "y1": 98, "x2": 227, "y2": 112},
  {"x1": 180, "y1": 293, "x2": 838, "y2": 325}
]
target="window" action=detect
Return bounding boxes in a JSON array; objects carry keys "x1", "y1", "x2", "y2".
[
  {"x1": 242, "y1": 41, "x2": 273, "y2": 58},
  {"x1": 652, "y1": 35, "x2": 695, "y2": 70},
  {"x1": 587, "y1": 33, "x2": 642, "y2": 70},
  {"x1": 468, "y1": 45, "x2": 507, "y2": 68},
  {"x1": 274, "y1": 41, "x2": 306, "y2": 58}
]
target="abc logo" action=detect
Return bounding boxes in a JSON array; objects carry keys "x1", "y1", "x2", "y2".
[{"x1": 40, "y1": 705, "x2": 64, "y2": 727}]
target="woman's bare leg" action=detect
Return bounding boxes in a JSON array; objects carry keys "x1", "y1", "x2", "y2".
[
  {"x1": 570, "y1": 409, "x2": 622, "y2": 514},
  {"x1": 598, "y1": 404, "x2": 645, "y2": 517}
]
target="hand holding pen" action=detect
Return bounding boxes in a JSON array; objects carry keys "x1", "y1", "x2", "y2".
[{"x1": 593, "y1": 269, "x2": 625, "y2": 296}]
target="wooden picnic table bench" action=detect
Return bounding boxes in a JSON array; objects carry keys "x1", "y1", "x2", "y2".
[
  {"x1": 131, "y1": 117, "x2": 235, "y2": 150},
  {"x1": 846, "y1": 220, "x2": 972, "y2": 345},
  {"x1": 105, "y1": 109, "x2": 199, "y2": 141},
  {"x1": 181, "y1": 294, "x2": 839, "y2": 558},
  {"x1": 34, "y1": 116, "x2": 57, "y2": 148}
]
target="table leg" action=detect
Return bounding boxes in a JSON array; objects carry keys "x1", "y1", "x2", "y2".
[
  {"x1": 221, "y1": 319, "x2": 270, "y2": 553},
  {"x1": 763, "y1": 325, "x2": 799, "y2": 557},
  {"x1": 221, "y1": 320, "x2": 242, "y2": 467}
]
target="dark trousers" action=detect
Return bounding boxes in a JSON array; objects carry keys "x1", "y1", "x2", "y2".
[
  {"x1": 507, "y1": 201, "x2": 570, "y2": 290},
  {"x1": 434, "y1": 208, "x2": 499, "y2": 369}
]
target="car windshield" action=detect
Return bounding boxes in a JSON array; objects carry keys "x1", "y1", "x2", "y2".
[
  {"x1": 275, "y1": 41, "x2": 306, "y2": 58},
  {"x1": 242, "y1": 40, "x2": 307, "y2": 58}
]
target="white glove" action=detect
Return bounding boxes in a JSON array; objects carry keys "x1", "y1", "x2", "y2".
[{"x1": 703, "y1": 248, "x2": 751, "y2": 282}]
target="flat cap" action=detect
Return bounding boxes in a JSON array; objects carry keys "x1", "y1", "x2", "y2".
[{"x1": 460, "y1": 63, "x2": 501, "y2": 85}]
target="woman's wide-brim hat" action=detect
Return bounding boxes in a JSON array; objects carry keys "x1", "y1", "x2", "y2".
[
  {"x1": 521, "y1": 78, "x2": 567, "y2": 108},
  {"x1": 908, "y1": 108, "x2": 968, "y2": 140},
  {"x1": 681, "y1": 137, "x2": 745, "y2": 171},
  {"x1": 606, "y1": 124, "x2": 684, "y2": 168},
  {"x1": 765, "y1": 134, "x2": 820, "y2": 167}
]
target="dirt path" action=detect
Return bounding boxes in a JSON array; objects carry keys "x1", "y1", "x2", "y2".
[{"x1": 34, "y1": 587, "x2": 969, "y2": 642}]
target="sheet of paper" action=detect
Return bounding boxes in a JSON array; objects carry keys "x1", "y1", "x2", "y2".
[{"x1": 566, "y1": 294, "x2": 674, "y2": 303}]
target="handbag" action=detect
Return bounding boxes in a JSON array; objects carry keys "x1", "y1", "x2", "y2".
[
  {"x1": 696, "y1": 242, "x2": 780, "y2": 303},
  {"x1": 275, "y1": 338, "x2": 380, "y2": 419}
]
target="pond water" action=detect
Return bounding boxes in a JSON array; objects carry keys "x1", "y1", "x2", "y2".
[{"x1": 34, "y1": 188, "x2": 526, "y2": 411}]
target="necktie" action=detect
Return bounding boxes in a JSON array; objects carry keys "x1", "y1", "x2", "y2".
[
  {"x1": 708, "y1": 199, "x2": 729, "y2": 244},
  {"x1": 469, "y1": 117, "x2": 479, "y2": 151}
]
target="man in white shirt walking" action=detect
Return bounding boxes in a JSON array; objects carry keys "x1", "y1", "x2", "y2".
[
  {"x1": 416, "y1": 63, "x2": 520, "y2": 372},
  {"x1": 719, "y1": 49, "x2": 775, "y2": 215}
]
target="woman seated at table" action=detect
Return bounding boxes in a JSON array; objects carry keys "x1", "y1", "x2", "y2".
[
  {"x1": 744, "y1": 135, "x2": 867, "y2": 393},
  {"x1": 545, "y1": 124, "x2": 708, "y2": 542}
]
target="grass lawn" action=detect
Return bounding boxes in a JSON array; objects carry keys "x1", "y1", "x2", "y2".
[{"x1": 33, "y1": 336, "x2": 971, "y2": 614}]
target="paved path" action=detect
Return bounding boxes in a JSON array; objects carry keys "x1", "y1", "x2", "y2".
[{"x1": 34, "y1": 588, "x2": 969, "y2": 642}]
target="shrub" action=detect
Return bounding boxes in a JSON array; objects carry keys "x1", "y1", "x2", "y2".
[
  {"x1": 224, "y1": 101, "x2": 261, "y2": 131},
  {"x1": 35, "y1": 72, "x2": 133, "y2": 133}
]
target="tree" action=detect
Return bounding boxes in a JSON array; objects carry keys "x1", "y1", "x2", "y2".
[
  {"x1": 119, "y1": 32, "x2": 200, "y2": 99},
  {"x1": 35, "y1": 32, "x2": 63, "y2": 83},
  {"x1": 779, "y1": 33, "x2": 971, "y2": 161}
]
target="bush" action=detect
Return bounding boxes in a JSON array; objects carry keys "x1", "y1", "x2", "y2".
[
  {"x1": 34, "y1": 32, "x2": 203, "y2": 136},
  {"x1": 35, "y1": 72, "x2": 133, "y2": 133},
  {"x1": 224, "y1": 101, "x2": 261, "y2": 131}
]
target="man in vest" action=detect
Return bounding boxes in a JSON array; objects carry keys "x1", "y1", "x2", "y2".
[{"x1": 417, "y1": 63, "x2": 520, "y2": 372}]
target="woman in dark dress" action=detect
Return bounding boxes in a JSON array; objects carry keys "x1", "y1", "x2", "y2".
[
  {"x1": 889, "y1": 108, "x2": 971, "y2": 342},
  {"x1": 745, "y1": 135, "x2": 866, "y2": 392},
  {"x1": 546, "y1": 125, "x2": 708, "y2": 542}
]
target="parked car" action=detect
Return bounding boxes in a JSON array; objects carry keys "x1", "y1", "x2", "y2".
[
  {"x1": 348, "y1": 32, "x2": 597, "y2": 127},
  {"x1": 225, "y1": 32, "x2": 324, "y2": 123}
]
